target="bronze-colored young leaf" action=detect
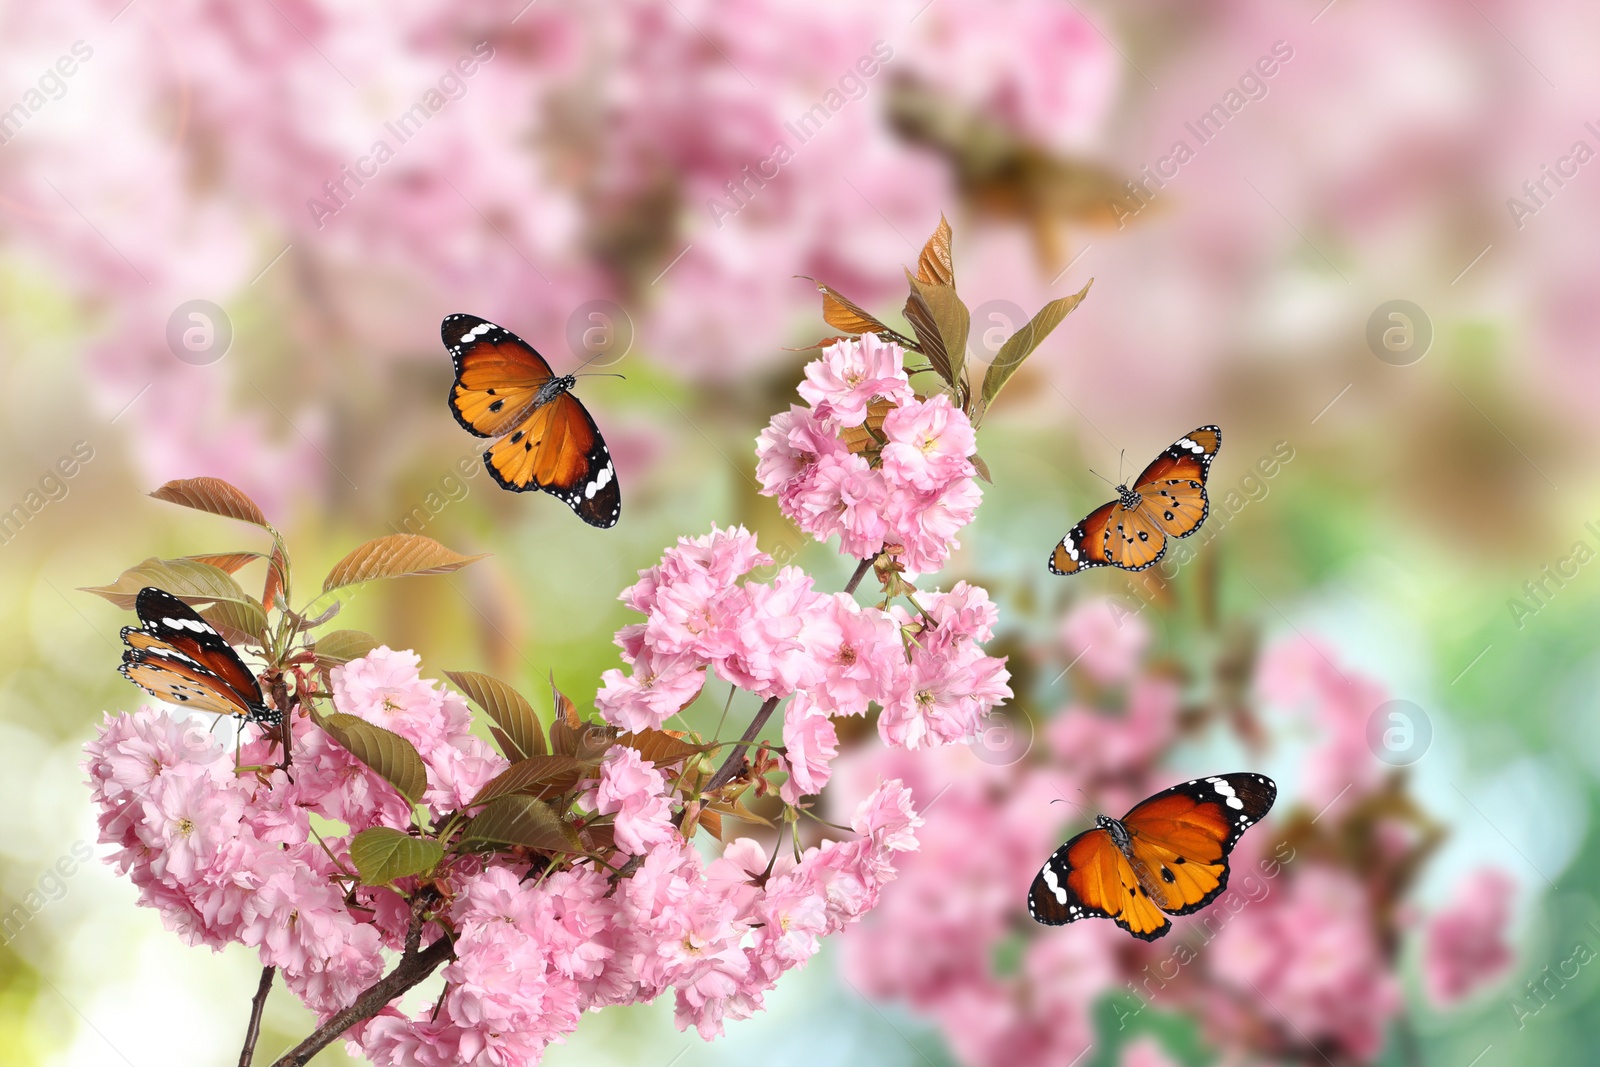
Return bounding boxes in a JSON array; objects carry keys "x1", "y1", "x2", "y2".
[
  {"x1": 199, "y1": 599, "x2": 271, "y2": 645},
  {"x1": 446, "y1": 670, "x2": 548, "y2": 761},
  {"x1": 980, "y1": 279, "x2": 1093, "y2": 414},
  {"x1": 82, "y1": 557, "x2": 259, "y2": 611},
  {"x1": 801, "y1": 276, "x2": 918, "y2": 350},
  {"x1": 182, "y1": 552, "x2": 263, "y2": 574},
  {"x1": 319, "y1": 712, "x2": 429, "y2": 805},
  {"x1": 150, "y1": 477, "x2": 271, "y2": 529},
  {"x1": 459, "y1": 795, "x2": 584, "y2": 853},
  {"x1": 262, "y1": 540, "x2": 289, "y2": 612},
  {"x1": 914, "y1": 214, "x2": 955, "y2": 286},
  {"x1": 313, "y1": 629, "x2": 381, "y2": 669},
  {"x1": 902, "y1": 286, "x2": 955, "y2": 388},
  {"x1": 706, "y1": 795, "x2": 775, "y2": 828},
  {"x1": 616, "y1": 728, "x2": 707, "y2": 768},
  {"x1": 348, "y1": 827, "x2": 443, "y2": 885},
  {"x1": 466, "y1": 755, "x2": 587, "y2": 809},
  {"x1": 970, "y1": 453, "x2": 994, "y2": 484},
  {"x1": 905, "y1": 273, "x2": 969, "y2": 393},
  {"x1": 322, "y1": 534, "x2": 487, "y2": 593},
  {"x1": 697, "y1": 808, "x2": 724, "y2": 841}
]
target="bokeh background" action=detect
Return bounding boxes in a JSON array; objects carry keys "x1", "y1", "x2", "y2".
[{"x1": 3, "y1": 0, "x2": 1598, "y2": 1064}]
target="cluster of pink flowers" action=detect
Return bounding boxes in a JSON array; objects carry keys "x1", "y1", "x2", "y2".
[
  {"x1": 757, "y1": 334, "x2": 982, "y2": 573},
  {"x1": 86, "y1": 647, "x2": 927, "y2": 1063},
  {"x1": 832, "y1": 599, "x2": 1519, "y2": 1067},
  {"x1": 598, "y1": 523, "x2": 1012, "y2": 793}
]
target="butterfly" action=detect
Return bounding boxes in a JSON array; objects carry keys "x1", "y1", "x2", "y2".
[
  {"x1": 1049, "y1": 425, "x2": 1221, "y2": 575},
  {"x1": 443, "y1": 313, "x2": 621, "y2": 528},
  {"x1": 119, "y1": 587, "x2": 277, "y2": 725},
  {"x1": 1028, "y1": 773, "x2": 1276, "y2": 940}
]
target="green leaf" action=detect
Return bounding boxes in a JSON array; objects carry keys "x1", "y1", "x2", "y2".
[
  {"x1": 199, "y1": 599, "x2": 271, "y2": 645},
  {"x1": 82, "y1": 557, "x2": 260, "y2": 611},
  {"x1": 319, "y1": 713, "x2": 429, "y2": 804},
  {"x1": 979, "y1": 279, "x2": 1094, "y2": 416},
  {"x1": 348, "y1": 827, "x2": 443, "y2": 885},
  {"x1": 446, "y1": 670, "x2": 547, "y2": 760},
  {"x1": 467, "y1": 755, "x2": 587, "y2": 808},
  {"x1": 459, "y1": 795, "x2": 584, "y2": 853},
  {"x1": 314, "y1": 629, "x2": 381, "y2": 669},
  {"x1": 150, "y1": 476, "x2": 272, "y2": 529},
  {"x1": 322, "y1": 534, "x2": 487, "y2": 593}
]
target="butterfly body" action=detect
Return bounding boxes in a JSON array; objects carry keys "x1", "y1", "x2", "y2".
[
  {"x1": 443, "y1": 314, "x2": 621, "y2": 528},
  {"x1": 1029, "y1": 773, "x2": 1276, "y2": 940},
  {"x1": 1050, "y1": 425, "x2": 1220, "y2": 576},
  {"x1": 119, "y1": 587, "x2": 277, "y2": 726}
]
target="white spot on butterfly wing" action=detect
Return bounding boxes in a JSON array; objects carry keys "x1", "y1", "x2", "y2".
[
  {"x1": 162, "y1": 617, "x2": 216, "y2": 635},
  {"x1": 584, "y1": 462, "x2": 614, "y2": 500}
]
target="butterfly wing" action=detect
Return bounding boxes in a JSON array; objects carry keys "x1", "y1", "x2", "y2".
[
  {"x1": 1049, "y1": 500, "x2": 1117, "y2": 575},
  {"x1": 1029, "y1": 827, "x2": 1173, "y2": 940},
  {"x1": 121, "y1": 588, "x2": 271, "y2": 721},
  {"x1": 1104, "y1": 504, "x2": 1168, "y2": 571},
  {"x1": 484, "y1": 391, "x2": 620, "y2": 527},
  {"x1": 1132, "y1": 426, "x2": 1220, "y2": 539},
  {"x1": 443, "y1": 314, "x2": 555, "y2": 438},
  {"x1": 1119, "y1": 773, "x2": 1276, "y2": 916}
]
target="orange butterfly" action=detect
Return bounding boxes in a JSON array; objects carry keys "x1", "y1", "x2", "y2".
[
  {"x1": 1028, "y1": 773, "x2": 1276, "y2": 940},
  {"x1": 443, "y1": 314, "x2": 621, "y2": 528},
  {"x1": 120, "y1": 587, "x2": 276, "y2": 725},
  {"x1": 1049, "y1": 425, "x2": 1221, "y2": 575}
]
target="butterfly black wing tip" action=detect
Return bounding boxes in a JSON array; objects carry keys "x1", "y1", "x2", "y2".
[{"x1": 482, "y1": 451, "x2": 542, "y2": 494}]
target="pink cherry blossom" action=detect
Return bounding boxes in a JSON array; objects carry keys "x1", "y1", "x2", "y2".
[
  {"x1": 593, "y1": 746, "x2": 678, "y2": 856},
  {"x1": 797, "y1": 334, "x2": 915, "y2": 426},
  {"x1": 1423, "y1": 867, "x2": 1516, "y2": 1006}
]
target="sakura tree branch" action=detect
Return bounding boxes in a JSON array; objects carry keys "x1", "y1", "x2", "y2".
[
  {"x1": 703, "y1": 695, "x2": 781, "y2": 795},
  {"x1": 843, "y1": 552, "x2": 878, "y2": 595},
  {"x1": 269, "y1": 936, "x2": 454, "y2": 1067},
  {"x1": 237, "y1": 965, "x2": 275, "y2": 1067}
]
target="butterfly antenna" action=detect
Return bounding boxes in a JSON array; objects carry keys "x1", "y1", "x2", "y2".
[
  {"x1": 1117, "y1": 448, "x2": 1126, "y2": 484},
  {"x1": 1085, "y1": 467, "x2": 1115, "y2": 489},
  {"x1": 573, "y1": 372, "x2": 626, "y2": 380}
]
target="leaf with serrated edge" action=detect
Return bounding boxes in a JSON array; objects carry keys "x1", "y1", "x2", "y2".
[
  {"x1": 322, "y1": 534, "x2": 486, "y2": 593},
  {"x1": 981, "y1": 279, "x2": 1093, "y2": 411},
  {"x1": 319, "y1": 713, "x2": 429, "y2": 804},
  {"x1": 349, "y1": 827, "x2": 443, "y2": 885},
  {"x1": 447, "y1": 671, "x2": 548, "y2": 761},
  {"x1": 183, "y1": 552, "x2": 263, "y2": 574},
  {"x1": 915, "y1": 214, "x2": 955, "y2": 286},
  {"x1": 460, "y1": 796, "x2": 584, "y2": 852},
  {"x1": 82, "y1": 557, "x2": 259, "y2": 610},
  {"x1": 150, "y1": 477, "x2": 271, "y2": 528},
  {"x1": 906, "y1": 273, "x2": 969, "y2": 392},
  {"x1": 617, "y1": 728, "x2": 705, "y2": 768},
  {"x1": 313, "y1": 630, "x2": 381, "y2": 668},
  {"x1": 902, "y1": 288, "x2": 953, "y2": 387},
  {"x1": 467, "y1": 755, "x2": 586, "y2": 808},
  {"x1": 799, "y1": 277, "x2": 919, "y2": 349}
]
